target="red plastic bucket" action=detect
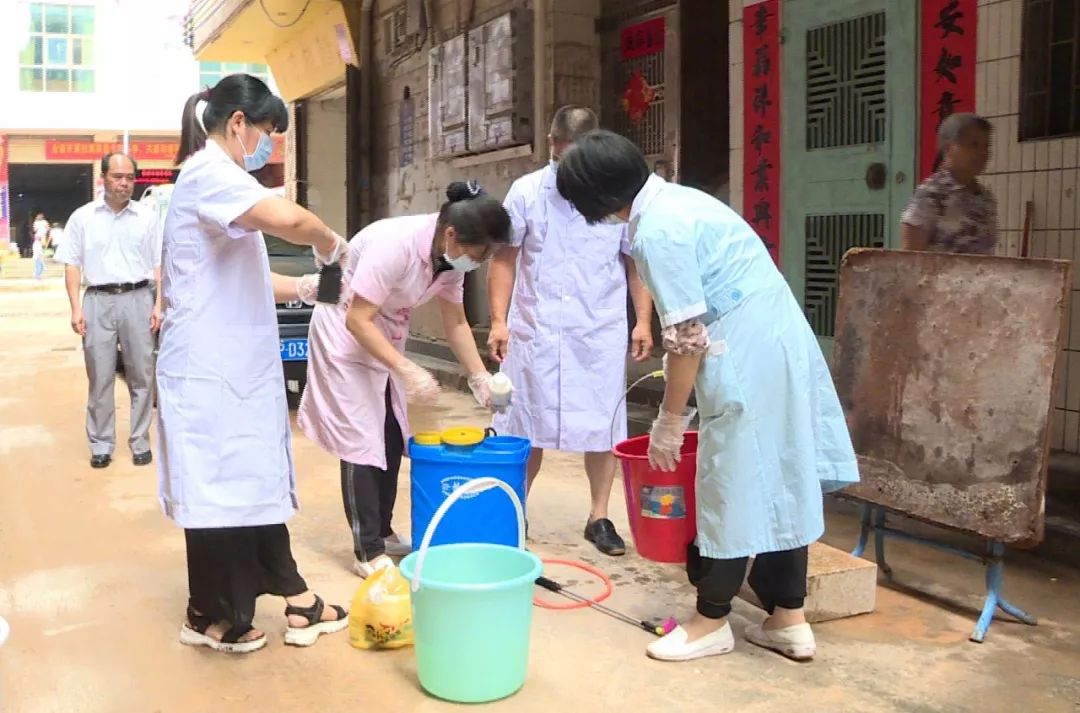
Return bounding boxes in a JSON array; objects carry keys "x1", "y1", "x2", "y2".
[{"x1": 613, "y1": 432, "x2": 698, "y2": 564}]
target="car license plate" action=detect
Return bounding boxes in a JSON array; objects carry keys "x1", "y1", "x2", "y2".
[{"x1": 280, "y1": 338, "x2": 308, "y2": 362}]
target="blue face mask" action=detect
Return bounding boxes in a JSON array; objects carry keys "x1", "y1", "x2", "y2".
[{"x1": 237, "y1": 125, "x2": 274, "y2": 172}]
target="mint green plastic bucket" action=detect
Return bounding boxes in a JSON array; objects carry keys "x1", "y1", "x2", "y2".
[{"x1": 399, "y1": 477, "x2": 541, "y2": 703}]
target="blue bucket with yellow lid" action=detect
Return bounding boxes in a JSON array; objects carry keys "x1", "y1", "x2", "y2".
[{"x1": 408, "y1": 427, "x2": 530, "y2": 550}]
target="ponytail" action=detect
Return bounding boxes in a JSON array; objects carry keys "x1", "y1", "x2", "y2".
[
  {"x1": 176, "y1": 88, "x2": 209, "y2": 166},
  {"x1": 931, "y1": 149, "x2": 944, "y2": 174}
]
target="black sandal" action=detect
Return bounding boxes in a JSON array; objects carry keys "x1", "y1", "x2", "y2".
[
  {"x1": 179, "y1": 606, "x2": 267, "y2": 654},
  {"x1": 284, "y1": 595, "x2": 349, "y2": 647}
]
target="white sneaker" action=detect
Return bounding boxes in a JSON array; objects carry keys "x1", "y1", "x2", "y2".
[
  {"x1": 744, "y1": 622, "x2": 816, "y2": 661},
  {"x1": 383, "y1": 533, "x2": 412, "y2": 557},
  {"x1": 352, "y1": 554, "x2": 394, "y2": 579},
  {"x1": 646, "y1": 622, "x2": 735, "y2": 662}
]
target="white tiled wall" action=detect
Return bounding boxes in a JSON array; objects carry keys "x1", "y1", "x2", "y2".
[{"x1": 977, "y1": 0, "x2": 1080, "y2": 452}]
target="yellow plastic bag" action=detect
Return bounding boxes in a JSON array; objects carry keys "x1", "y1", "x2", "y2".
[{"x1": 348, "y1": 565, "x2": 414, "y2": 650}]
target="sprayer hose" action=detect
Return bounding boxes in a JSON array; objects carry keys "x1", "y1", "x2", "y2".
[{"x1": 532, "y1": 558, "x2": 614, "y2": 610}]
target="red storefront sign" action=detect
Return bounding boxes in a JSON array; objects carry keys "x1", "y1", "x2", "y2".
[
  {"x1": 620, "y1": 16, "x2": 665, "y2": 61},
  {"x1": 135, "y1": 168, "x2": 181, "y2": 186},
  {"x1": 743, "y1": 0, "x2": 781, "y2": 265},
  {"x1": 44, "y1": 136, "x2": 286, "y2": 164},
  {"x1": 919, "y1": 0, "x2": 978, "y2": 179},
  {"x1": 46, "y1": 140, "x2": 180, "y2": 162}
]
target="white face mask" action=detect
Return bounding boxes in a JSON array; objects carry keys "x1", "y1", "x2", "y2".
[{"x1": 443, "y1": 251, "x2": 482, "y2": 272}]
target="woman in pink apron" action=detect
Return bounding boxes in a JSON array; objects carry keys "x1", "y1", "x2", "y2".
[{"x1": 299, "y1": 182, "x2": 511, "y2": 576}]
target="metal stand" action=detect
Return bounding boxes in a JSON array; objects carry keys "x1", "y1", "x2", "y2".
[{"x1": 851, "y1": 503, "x2": 1038, "y2": 643}]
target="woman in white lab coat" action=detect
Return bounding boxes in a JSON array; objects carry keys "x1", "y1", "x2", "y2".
[
  {"x1": 157, "y1": 74, "x2": 350, "y2": 654},
  {"x1": 298, "y1": 182, "x2": 511, "y2": 576}
]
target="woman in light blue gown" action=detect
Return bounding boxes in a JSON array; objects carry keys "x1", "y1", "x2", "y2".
[{"x1": 557, "y1": 130, "x2": 859, "y2": 663}]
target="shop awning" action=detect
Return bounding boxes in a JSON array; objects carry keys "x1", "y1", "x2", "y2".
[{"x1": 187, "y1": 0, "x2": 357, "y2": 101}]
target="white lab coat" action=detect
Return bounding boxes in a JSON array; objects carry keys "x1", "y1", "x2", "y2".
[
  {"x1": 156, "y1": 140, "x2": 296, "y2": 529},
  {"x1": 493, "y1": 165, "x2": 631, "y2": 451}
]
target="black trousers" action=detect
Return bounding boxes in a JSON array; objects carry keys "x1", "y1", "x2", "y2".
[
  {"x1": 341, "y1": 386, "x2": 404, "y2": 562},
  {"x1": 185, "y1": 525, "x2": 308, "y2": 629},
  {"x1": 687, "y1": 543, "x2": 809, "y2": 619}
]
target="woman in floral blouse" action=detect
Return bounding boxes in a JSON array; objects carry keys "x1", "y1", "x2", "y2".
[{"x1": 901, "y1": 113, "x2": 998, "y2": 255}]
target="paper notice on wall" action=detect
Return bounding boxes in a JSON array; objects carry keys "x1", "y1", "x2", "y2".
[{"x1": 335, "y1": 23, "x2": 354, "y2": 64}]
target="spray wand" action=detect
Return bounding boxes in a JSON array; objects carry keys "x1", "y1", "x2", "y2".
[{"x1": 534, "y1": 576, "x2": 676, "y2": 636}]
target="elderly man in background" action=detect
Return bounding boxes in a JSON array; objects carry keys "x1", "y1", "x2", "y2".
[
  {"x1": 55, "y1": 153, "x2": 162, "y2": 469},
  {"x1": 488, "y1": 105, "x2": 654, "y2": 555}
]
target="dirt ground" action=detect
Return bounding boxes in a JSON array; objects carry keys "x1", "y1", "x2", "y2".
[{"x1": 2, "y1": 279, "x2": 1080, "y2": 713}]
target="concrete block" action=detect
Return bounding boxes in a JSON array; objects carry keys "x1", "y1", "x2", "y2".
[{"x1": 737, "y1": 542, "x2": 877, "y2": 623}]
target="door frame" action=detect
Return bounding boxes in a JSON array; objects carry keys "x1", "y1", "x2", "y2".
[{"x1": 779, "y1": 0, "x2": 918, "y2": 309}]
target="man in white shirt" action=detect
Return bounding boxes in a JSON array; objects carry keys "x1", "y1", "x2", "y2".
[{"x1": 55, "y1": 153, "x2": 163, "y2": 469}]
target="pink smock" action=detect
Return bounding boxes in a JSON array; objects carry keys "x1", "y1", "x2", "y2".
[{"x1": 298, "y1": 214, "x2": 463, "y2": 468}]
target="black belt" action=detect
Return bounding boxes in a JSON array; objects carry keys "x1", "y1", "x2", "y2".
[{"x1": 88, "y1": 280, "x2": 150, "y2": 295}]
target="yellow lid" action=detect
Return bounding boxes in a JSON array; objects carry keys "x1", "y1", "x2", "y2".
[
  {"x1": 413, "y1": 431, "x2": 442, "y2": 446},
  {"x1": 441, "y1": 426, "x2": 486, "y2": 446}
]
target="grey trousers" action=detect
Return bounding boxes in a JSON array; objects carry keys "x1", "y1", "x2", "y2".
[{"x1": 82, "y1": 287, "x2": 155, "y2": 456}]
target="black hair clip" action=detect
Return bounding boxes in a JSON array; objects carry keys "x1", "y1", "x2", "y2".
[{"x1": 446, "y1": 180, "x2": 486, "y2": 202}]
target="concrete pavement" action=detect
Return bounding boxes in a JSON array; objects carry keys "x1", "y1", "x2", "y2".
[{"x1": 2, "y1": 279, "x2": 1080, "y2": 713}]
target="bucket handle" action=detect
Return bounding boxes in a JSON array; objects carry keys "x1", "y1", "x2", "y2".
[{"x1": 409, "y1": 476, "x2": 526, "y2": 594}]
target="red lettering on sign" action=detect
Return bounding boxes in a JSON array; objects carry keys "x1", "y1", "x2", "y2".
[
  {"x1": 919, "y1": 0, "x2": 977, "y2": 179},
  {"x1": 742, "y1": 0, "x2": 782, "y2": 266}
]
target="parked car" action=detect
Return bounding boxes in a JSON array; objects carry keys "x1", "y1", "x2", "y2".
[{"x1": 264, "y1": 233, "x2": 314, "y2": 409}]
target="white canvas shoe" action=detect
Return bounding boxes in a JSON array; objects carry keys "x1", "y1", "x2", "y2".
[
  {"x1": 352, "y1": 554, "x2": 395, "y2": 579},
  {"x1": 646, "y1": 622, "x2": 735, "y2": 662},
  {"x1": 744, "y1": 622, "x2": 816, "y2": 661},
  {"x1": 383, "y1": 533, "x2": 412, "y2": 557}
]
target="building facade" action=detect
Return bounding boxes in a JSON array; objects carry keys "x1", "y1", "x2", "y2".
[
  {"x1": 729, "y1": 0, "x2": 1080, "y2": 454},
  {"x1": 0, "y1": 0, "x2": 191, "y2": 249},
  {"x1": 189, "y1": 0, "x2": 1080, "y2": 458},
  {"x1": 0, "y1": 0, "x2": 283, "y2": 252},
  {"x1": 187, "y1": 0, "x2": 729, "y2": 338}
]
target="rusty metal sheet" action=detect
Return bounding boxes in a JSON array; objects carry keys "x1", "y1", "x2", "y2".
[{"x1": 833, "y1": 249, "x2": 1071, "y2": 545}]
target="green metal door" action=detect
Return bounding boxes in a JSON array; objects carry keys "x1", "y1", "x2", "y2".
[{"x1": 781, "y1": 0, "x2": 917, "y2": 347}]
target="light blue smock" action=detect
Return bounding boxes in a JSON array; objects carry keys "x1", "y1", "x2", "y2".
[{"x1": 629, "y1": 176, "x2": 859, "y2": 560}]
